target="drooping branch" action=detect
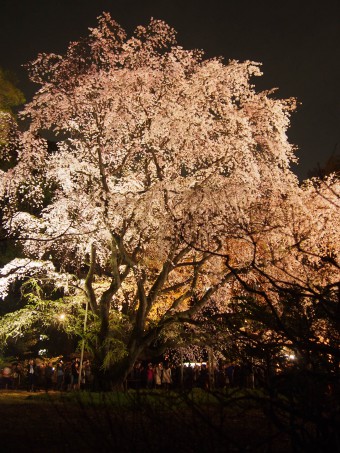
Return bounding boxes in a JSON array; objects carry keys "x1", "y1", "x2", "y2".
[
  {"x1": 97, "y1": 149, "x2": 108, "y2": 191},
  {"x1": 134, "y1": 269, "x2": 148, "y2": 334},
  {"x1": 84, "y1": 242, "x2": 98, "y2": 314}
]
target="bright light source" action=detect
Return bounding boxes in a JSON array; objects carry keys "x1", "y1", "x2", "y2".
[
  {"x1": 59, "y1": 313, "x2": 66, "y2": 321},
  {"x1": 183, "y1": 362, "x2": 206, "y2": 368}
]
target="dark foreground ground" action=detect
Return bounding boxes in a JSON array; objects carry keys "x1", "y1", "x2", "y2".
[{"x1": 0, "y1": 389, "x2": 292, "y2": 452}]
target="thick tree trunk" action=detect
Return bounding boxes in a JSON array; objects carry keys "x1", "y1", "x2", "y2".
[{"x1": 92, "y1": 342, "x2": 143, "y2": 390}]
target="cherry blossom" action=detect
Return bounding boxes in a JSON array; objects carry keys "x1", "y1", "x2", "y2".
[{"x1": 2, "y1": 14, "x2": 336, "y2": 386}]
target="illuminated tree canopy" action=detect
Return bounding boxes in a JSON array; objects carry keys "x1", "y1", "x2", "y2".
[{"x1": 0, "y1": 13, "x2": 339, "y2": 386}]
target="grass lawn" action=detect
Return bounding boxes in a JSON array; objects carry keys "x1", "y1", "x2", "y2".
[{"x1": 0, "y1": 389, "x2": 291, "y2": 452}]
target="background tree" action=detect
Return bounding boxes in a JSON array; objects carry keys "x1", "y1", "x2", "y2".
[
  {"x1": 1, "y1": 13, "x2": 302, "y2": 386},
  {"x1": 0, "y1": 67, "x2": 25, "y2": 150},
  {"x1": 199, "y1": 175, "x2": 340, "y2": 449},
  {"x1": 307, "y1": 144, "x2": 340, "y2": 179},
  {"x1": 0, "y1": 69, "x2": 26, "y2": 270}
]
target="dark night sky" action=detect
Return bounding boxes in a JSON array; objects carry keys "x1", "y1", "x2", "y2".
[{"x1": 1, "y1": 0, "x2": 339, "y2": 180}]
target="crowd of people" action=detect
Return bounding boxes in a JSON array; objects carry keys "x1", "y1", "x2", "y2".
[
  {"x1": 127, "y1": 361, "x2": 263, "y2": 390},
  {"x1": 0, "y1": 358, "x2": 93, "y2": 392},
  {"x1": 127, "y1": 362, "x2": 173, "y2": 390},
  {"x1": 1, "y1": 358, "x2": 263, "y2": 392}
]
